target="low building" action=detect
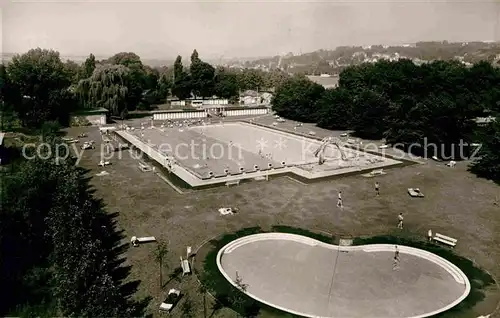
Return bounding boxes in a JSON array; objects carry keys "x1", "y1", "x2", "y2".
[
  {"x1": 71, "y1": 108, "x2": 108, "y2": 126},
  {"x1": 223, "y1": 106, "x2": 269, "y2": 117},
  {"x1": 152, "y1": 109, "x2": 206, "y2": 120}
]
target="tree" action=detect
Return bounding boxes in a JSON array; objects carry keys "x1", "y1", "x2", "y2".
[
  {"x1": 107, "y1": 52, "x2": 146, "y2": 110},
  {"x1": 467, "y1": 61, "x2": 500, "y2": 114},
  {"x1": 190, "y1": 50, "x2": 215, "y2": 98},
  {"x1": 64, "y1": 60, "x2": 81, "y2": 84},
  {"x1": 143, "y1": 65, "x2": 159, "y2": 91},
  {"x1": 384, "y1": 95, "x2": 424, "y2": 146},
  {"x1": 76, "y1": 64, "x2": 131, "y2": 117},
  {"x1": 190, "y1": 49, "x2": 200, "y2": 64},
  {"x1": 49, "y1": 202, "x2": 130, "y2": 317},
  {"x1": 153, "y1": 242, "x2": 169, "y2": 289},
  {"x1": 1, "y1": 157, "x2": 58, "y2": 315},
  {"x1": 7, "y1": 48, "x2": 72, "y2": 127},
  {"x1": 156, "y1": 73, "x2": 172, "y2": 100},
  {"x1": 214, "y1": 68, "x2": 239, "y2": 99},
  {"x1": 237, "y1": 69, "x2": 264, "y2": 91},
  {"x1": 230, "y1": 272, "x2": 250, "y2": 317},
  {"x1": 0, "y1": 64, "x2": 20, "y2": 130},
  {"x1": 181, "y1": 297, "x2": 195, "y2": 318},
  {"x1": 198, "y1": 284, "x2": 208, "y2": 318},
  {"x1": 316, "y1": 88, "x2": 353, "y2": 130},
  {"x1": 172, "y1": 56, "x2": 192, "y2": 100},
  {"x1": 263, "y1": 69, "x2": 290, "y2": 90},
  {"x1": 106, "y1": 52, "x2": 142, "y2": 68},
  {"x1": 1, "y1": 141, "x2": 145, "y2": 317},
  {"x1": 138, "y1": 65, "x2": 164, "y2": 108},
  {"x1": 190, "y1": 61, "x2": 215, "y2": 97},
  {"x1": 172, "y1": 72, "x2": 192, "y2": 100},
  {"x1": 79, "y1": 53, "x2": 96, "y2": 80},
  {"x1": 350, "y1": 89, "x2": 390, "y2": 139},
  {"x1": 173, "y1": 55, "x2": 183, "y2": 82},
  {"x1": 470, "y1": 120, "x2": 500, "y2": 183},
  {"x1": 271, "y1": 76, "x2": 324, "y2": 122},
  {"x1": 45, "y1": 164, "x2": 138, "y2": 317}
]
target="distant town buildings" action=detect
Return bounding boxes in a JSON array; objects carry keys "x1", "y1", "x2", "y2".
[{"x1": 204, "y1": 41, "x2": 500, "y2": 73}]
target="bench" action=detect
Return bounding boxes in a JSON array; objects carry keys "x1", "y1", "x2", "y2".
[
  {"x1": 225, "y1": 179, "x2": 240, "y2": 187},
  {"x1": 371, "y1": 169, "x2": 384, "y2": 175},
  {"x1": 180, "y1": 257, "x2": 191, "y2": 276},
  {"x1": 131, "y1": 236, "x2": 156, "y2": 247},
  {"x1": 138, "y1": 162, "x2": 153, "y2": 172},
  {"x1": 408, "y1": 188, "x2": 425, "y2": 197},
  {"x1": 159, "y1": 289, "x2": 180, "y2": 312},
  {"x1": 98, "y1": 160, "x2": 111, "y2": 167},
  {"x1": 254, "y1": 176, "x2": 268, "y2": 181},
  {"x1": 433, "y1": 233, "x2": 457, "y2": 247}
]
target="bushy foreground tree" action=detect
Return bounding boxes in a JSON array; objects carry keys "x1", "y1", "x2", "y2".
[{"x1": 0, "y1": 139, "x2": 146, "y2": 316}]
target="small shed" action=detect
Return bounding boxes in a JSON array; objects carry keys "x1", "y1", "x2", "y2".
[{"x1": 71, "y1": 108, "x2": 108, "y2": 126}]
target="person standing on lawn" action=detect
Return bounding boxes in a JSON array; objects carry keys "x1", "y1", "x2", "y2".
[
  {"x1": 397, "y1": 213, "x2": 404, "y2": 229},
  {"x1": 337, "y1": 191, "x2": 343, "y2": 208},
  {"x1": 375, "y1": 181, "x2": 380, "y2": 196}
]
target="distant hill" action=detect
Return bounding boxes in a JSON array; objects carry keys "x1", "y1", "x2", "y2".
[
  {"x1": 1, "y1": 52, "x2": 175, "y2": 67},
  {"x1": 229, "y1": 41, "x2": 500, "y2": 74},
  {"x1": 3, "y1": 41, "x2": 500, "y2": 71}
]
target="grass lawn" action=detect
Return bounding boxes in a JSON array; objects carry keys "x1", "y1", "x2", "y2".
[{"x1": 69, "y1": 115, "x2": 500, "y2": 318}]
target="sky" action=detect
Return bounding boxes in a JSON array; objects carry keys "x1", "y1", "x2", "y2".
[{"x1": 1, "y1": 0, "x2": 499, "y2": 59}]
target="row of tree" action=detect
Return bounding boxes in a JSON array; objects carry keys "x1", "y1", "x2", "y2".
[
  {"x1": 272, "y1": 59, "x2": 500, "y2": 182},
  {"x1": 0, "y1": 137, "x2": 147, "y2": 316},
  {"x1": 0, "y1": 48, "x2": 290, "y2": 129}
]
